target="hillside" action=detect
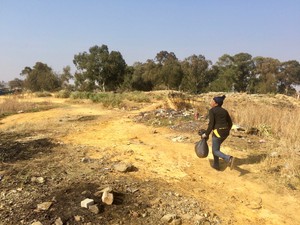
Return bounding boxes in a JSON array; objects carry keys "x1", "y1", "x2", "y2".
[{"x1": 0, "y1": 92, "x2": 299, "y2": 225}]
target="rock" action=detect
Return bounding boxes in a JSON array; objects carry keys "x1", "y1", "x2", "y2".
[
  {"x1": 126, "y1": 187, "x2": 139, "y2": 193},
  {"x1": 270, "y1": 151, "x2": 279, "y2": 157},
  {"x1": 171, "y1": 218, "x2": 182, "y2": 225},
  {"x1": 55, "y1": 217, "x2": 63, "y2": 225},
  {"x1": 102, "y1": 191, "x2": 114, "y2": 205},
  {"x1": 171, "y1": 136, "x2": 188, "y2": 142},
  {"x1": 161, "y1": 214, "x2": 177, "y2": 223},
  {"x1": 99, "y1": 186, "x2": 113, "y2": 193},
  {"x1": 31, "y1": 222, "x2": 43, "y2": 225},
  {"x1": 31, "y1": 177, "x2": 45, "y2": 184},
  {"x1": 81, "y1": 157, "x2": 91, "y2": 163},
  {"x1": 113, "y1": 162, "x2": 133, "y2": 172},
  {"x1": 74, "y1": 215, "x2": 83, "y2": 222},
  {"x1": 89, "y1": 204, "x2": 99, "y2": 214},
  {"x1": 194, "y1": 214, "x2": 206, "y2": 223},
  {"x1": 246, "y1": 197, "x2": 262, "y2": 209},
  {"x1": 37, "y1": 202, "x2": 52, "y2": 211},
  {"x1": 81, "y1": 198, "x2": 94, "y2": 208},
  {"x1": 36, "y1": 177, "x2": 45, "y2": 184}
]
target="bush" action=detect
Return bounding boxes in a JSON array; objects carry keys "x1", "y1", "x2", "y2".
[
  {"x1": 124, "y1": 91, "x2": 151, "y2": 103},
  {"x1": 35, "y1": 91, "x2": 52, "y2": 97},
  {"x1": 55, "y1": 90, "x2": 71, "y2": 98},
  {"x1": 70, "y1": 91, "x2": 93, "y2": 99}
]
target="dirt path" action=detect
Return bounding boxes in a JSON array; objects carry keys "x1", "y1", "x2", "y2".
[{"x1": 1, "y1": 97, "x2": 299, "y2": 225}]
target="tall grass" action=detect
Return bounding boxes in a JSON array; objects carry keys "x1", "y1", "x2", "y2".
[
  {"x1": 226, "y1": 96, "x2": 300, "y2": 145},
  {"x1": 0, "y1": 98, "x2": 53, "y2": 118}
]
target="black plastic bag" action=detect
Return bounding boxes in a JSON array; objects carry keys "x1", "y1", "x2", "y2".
[{"x1": 195, "y1": 138, "x2": 209, "y2": 158}]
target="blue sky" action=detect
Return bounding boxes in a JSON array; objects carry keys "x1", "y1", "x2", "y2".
[{"x1": 1, "y1": 0, "x2": 300, "y2": 82}]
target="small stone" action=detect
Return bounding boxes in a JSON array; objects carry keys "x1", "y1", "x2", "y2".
[
  {"x1": 99, "y1": 186, "x2": 113, "y2": 193},
  {"x1": 36, "y1": 177, "x2": 45, "y2": 183},
  {"x1": 194, "y1": 214, "x2": 206, "y2": 223},
  {"x1": 81, "y1": 157, "x2": 90, "y2": 163},
  {"x1": 31, "y1": 222, "x2": 43, "y2": 225},
  {"x1": 89, "y1": 204, "x2": 99, "y2": 214},
  {"x1": 270, "y1": 152, "x2": 279, "y2": 157},
  {"x1": 37, "y1": 202, "x2": 52, "y2": 211},
  {"x1": 171, "y1": 218, "x2": 182, "y2": 225},
  {"x1": 31, "y1": 177, "x2": 45, "y2": 184},
  {"x1": 161, "y1": 214, "x2": 177, "y2": 223},
  {"x1": 74, "y1": 215, "x2": 83, "y2": 222},
  {"x1": 55, "y1": 217, "x2": 63, "y2": 225},
  {"x1": 113, "y1": 162, "x2": 133, "y2": 172}
]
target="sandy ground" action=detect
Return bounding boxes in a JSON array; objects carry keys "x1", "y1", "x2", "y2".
[{"x1": 0, "y1": 95, "x2": 299, "y2": 225}]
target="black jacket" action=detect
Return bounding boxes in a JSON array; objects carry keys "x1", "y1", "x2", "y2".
[{"x1": 205, "y1": 106, "x2": 233, "y2": 138}]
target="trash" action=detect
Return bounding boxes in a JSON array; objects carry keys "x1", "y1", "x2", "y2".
[{"x1": 195, "y1": 138, "x2": 209, "y2": 158}]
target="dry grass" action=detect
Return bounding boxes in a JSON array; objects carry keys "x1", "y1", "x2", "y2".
[{"x1": 0, "y1": 96, "x2": 54, "y2": 119}]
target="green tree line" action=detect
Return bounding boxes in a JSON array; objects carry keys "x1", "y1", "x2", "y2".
[{"x1": 13, "y1": 44, "x2": 300, "y2": 95}]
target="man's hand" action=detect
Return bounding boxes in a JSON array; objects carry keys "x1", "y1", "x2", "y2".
[
  {"x1": 198, "y1": 129, "x2": 207, "y2": 139},
  {"x1": 201, "y1": 133, "x2": 207, "y2": 139}
]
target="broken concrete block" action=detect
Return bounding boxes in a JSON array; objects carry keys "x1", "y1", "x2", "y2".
[{"x1": 80, "y1": 198, "x2": 94, "y2": 208}]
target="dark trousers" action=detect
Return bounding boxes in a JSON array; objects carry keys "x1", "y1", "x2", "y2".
[{"x1": 212, "y1": 135, "x2": 230, "y2": 167}]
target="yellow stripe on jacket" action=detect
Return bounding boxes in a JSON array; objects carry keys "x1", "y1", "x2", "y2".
[{"x1": 213, "y1": 129, "x2": 221, "y2": 138}]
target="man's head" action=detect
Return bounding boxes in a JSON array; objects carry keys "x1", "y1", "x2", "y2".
[{"x1": 213, "y1": 95, "x2": 226, "y2": 106}]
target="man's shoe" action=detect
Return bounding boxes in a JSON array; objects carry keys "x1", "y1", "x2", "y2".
[
  {"x1": 228, "y1": 156, "x2": 235, "y2": 170},
  {"x1": 212, "y1": 164, "x2": 220, "y2": 171}
]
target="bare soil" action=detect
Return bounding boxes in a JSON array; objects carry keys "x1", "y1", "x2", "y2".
[{"x1": 0, "y1": 95, "x2": 299, "y2": 225}]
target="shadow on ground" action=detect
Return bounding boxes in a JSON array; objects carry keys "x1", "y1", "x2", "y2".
[
  {"x1": 0, "y1": 131, "x2": 57, "y2": 163},
  {"x1": 209, "y1": 153, "x2": 268, "y2": 176}
]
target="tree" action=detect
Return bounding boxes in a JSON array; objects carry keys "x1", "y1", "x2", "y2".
[
  {"x1": 130, "y1": 62, "x2": 155, "y2": 91},
  {"x1": 73, "y1": 45, "x2": 127, "y2": 91},
  {"x1": 8, "y1": 78, "x2": 24, "y2": 90},
  {"x1": 210, "y1": 54, "x2": 236, "y2": 92},
  {"x1": 60, "y1": 66, "x2": 73, "y2": 90},
  {"x1": 155, "y1": 51, "x2": 183, "y2": 90},
  {"x1": 20, "y1": 62, "x2": 60, "y2": 92},
  {"x1": 252, "y1": 57, "x2": 280, "y2": 94},
  {"x1": 181, "y1": 54, "x2": 212, "y2": 93},
  {"x1": 212, "y1": 53, "x2": 254, "y2": 92},
  {"x1": 277, "y1": 60, "x2": 300, "y2": 95},
  {"x1": 232, "y1": 53, "x2": 254, "y2": 92}
]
